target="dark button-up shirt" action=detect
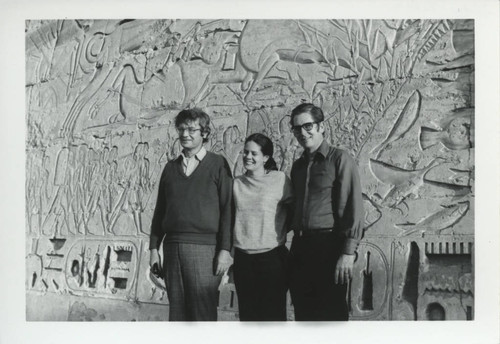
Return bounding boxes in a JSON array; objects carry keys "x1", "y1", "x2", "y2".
[{"x1": 290, "y1": 140, "x2": 364, "y2": 254}]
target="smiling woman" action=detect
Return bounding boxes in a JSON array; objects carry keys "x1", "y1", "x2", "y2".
[
  {"x1": 242, "y1": 135, "x2": 276, "y2": 177},
  {"x1": 232, "y1": 133, "x2": 293, "y2": 321},
  {"x1": 24, "y1": 18, "x2": 478, "y2": 324}
]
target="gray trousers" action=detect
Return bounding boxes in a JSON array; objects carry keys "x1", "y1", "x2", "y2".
[{"x1": 163, "y1": 242, "x2": 222, "y2": 321}]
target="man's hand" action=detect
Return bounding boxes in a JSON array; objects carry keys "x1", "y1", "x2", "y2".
[
  {"x1": 149, "y1": 248, "x2": 162, "y2": 277},
  {"x1": 214, "y1": 249, "x2": 233, "y2": 276},
  {"x1": 334, "y1": 254, "x2": 355, "y2": 285}
]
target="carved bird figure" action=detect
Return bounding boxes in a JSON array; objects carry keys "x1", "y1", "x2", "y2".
[
  {"x1": 397, "y1": 201, "x2": 470, "y2": 236},
  {"x1": 369, "y1": 157, "x2": 445, "y2": 211}
]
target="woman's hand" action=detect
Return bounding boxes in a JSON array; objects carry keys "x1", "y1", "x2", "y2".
[{"x1": 214, "y1": 249, "x2": 233, "y2": 276}]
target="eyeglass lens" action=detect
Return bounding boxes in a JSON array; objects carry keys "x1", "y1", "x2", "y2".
[
  {"x1": 292, "y1": 122, "x2": 316, "y2": 133},
  {"x1": 176, "y1": 127, "x2": 201, "y2": 134}
]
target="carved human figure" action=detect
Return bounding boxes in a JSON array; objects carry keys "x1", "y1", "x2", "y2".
[
  {"x1": 99, "y1": 146, "x2": 126, "y2": 234},
  {"x1": 125, "y1": 142, "x2": 152, "y2": 235}
]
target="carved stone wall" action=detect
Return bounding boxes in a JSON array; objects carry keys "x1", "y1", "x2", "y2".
[{"x1": 26, "y1": 19, "x2": 474, "y2": 321}]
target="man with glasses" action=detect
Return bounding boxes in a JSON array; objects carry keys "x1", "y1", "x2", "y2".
[
  {"x1": 149, "y1": 108, "x2": 233, "y2": 321},
  {"x1": 288, "y1": 103, "x2": 364, "y2": 321}
]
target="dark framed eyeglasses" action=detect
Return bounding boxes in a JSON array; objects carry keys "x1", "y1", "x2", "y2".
[
  {"x1": 290, "y1": 121, "x2": 319, "y2": 134},
  {"x1": 176, "y1": 127, "x2": 202, "y2": 135}
]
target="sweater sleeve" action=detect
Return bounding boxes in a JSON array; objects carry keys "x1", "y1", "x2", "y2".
[
  {"x1": 216, "y1": 156, "x2": 233, "y2": 252},
  {"x1": 334, "y1": 151, "x2": 365, "y2": 255},
  {"x1": 149, "y1": 165, "x2": 167, "y2": 250},
  {"x1": 281, "y1": 174, "x2": 294, "y2": 204}
]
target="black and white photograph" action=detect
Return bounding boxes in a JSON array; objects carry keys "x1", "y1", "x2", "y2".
[{"x1": 1, "y1": 0, "x2": 500, "y2": 343}]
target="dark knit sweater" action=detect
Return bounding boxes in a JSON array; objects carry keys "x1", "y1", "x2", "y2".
[{"x1": 149, "y1": 151, "x2": 233, "y2": 252}]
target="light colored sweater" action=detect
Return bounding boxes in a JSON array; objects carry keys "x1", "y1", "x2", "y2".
[{"x1": 233, "y1": 170, "x2": 293, "y2": 253}]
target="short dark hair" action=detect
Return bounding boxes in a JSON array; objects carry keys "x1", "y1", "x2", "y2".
[
  {"x1": 245, "y1": 133, "x2": 278, "y2": 171},
  {"x1": 290, "y1": 103, "x2": 324, "y2": 125},
  {"x1": 175, "y1": 108, "x2": 211, "y2": 143}
]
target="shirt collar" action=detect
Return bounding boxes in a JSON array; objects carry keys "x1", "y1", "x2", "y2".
[
  {"x1": 180, "y1": 146, "x2": 207, "y2": 162},
  {"x1": 301, "y1": 139, "x2": 329, "y2": 161}
]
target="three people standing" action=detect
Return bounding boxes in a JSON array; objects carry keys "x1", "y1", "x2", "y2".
[{"x1": 149, "y1": 103, "x2": 364, "y2": 321}]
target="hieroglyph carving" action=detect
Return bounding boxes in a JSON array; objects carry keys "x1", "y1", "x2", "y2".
[{"x1": 26, "y1": 19, "x2": 474, "y2": 320}]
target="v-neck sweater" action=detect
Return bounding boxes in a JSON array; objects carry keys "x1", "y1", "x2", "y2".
[{"x1": 149, "y1": 151, "x2": 233, "y2": 251}]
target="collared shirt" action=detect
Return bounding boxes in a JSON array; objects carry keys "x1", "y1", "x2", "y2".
[
  {"x1": 180, "y1": 146, "x2": 207, "y2": 176},
  {"x1": 149, "y1": 151, "x2": 233, "y2": 252},
  {"x1": 290, "y1": 140, "x2": 364, "y2": 254}
]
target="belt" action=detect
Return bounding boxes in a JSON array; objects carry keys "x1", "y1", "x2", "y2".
[{"x1": 294, "y1": 228, "x2": 334, "y2": 237}]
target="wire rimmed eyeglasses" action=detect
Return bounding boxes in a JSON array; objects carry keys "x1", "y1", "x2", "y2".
[{"x1": 176, "y1": 127, "x2": 202, "y2": 135}]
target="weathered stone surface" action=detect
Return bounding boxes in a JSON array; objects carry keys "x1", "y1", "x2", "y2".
[{"x1": 26, "y1": 19, "x2": 474, "y2": 321}]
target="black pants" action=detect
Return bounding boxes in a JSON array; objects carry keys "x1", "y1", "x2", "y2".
[
  {"x1": 289, "y1": 232, "x2": 348, "y2": 321},
  {"x1": 233, "y1": 246, "x2": 288, "y2": 321}
]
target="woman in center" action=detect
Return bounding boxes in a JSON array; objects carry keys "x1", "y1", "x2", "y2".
[{"x1": 233, "y1": 133, "x2": 293, "y2": 321}]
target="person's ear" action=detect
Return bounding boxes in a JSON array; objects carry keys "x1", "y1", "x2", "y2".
[{"x1": 318, "y1": 122, "x2": 325, "y2": 134}]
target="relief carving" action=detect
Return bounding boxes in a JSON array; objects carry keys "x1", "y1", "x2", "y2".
[
  {"x1": 65, "y1": 239, "x2": 139, "y2": 297},
  {"x1": 25, "y1": 19, "x2": 474, "y2": 320},
  {"x1": 397, "y1": 201, "x2": 470, "y2": 236},
  {"x1": 349, "y1": 242, "x2": 390, "y2": 320}
]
